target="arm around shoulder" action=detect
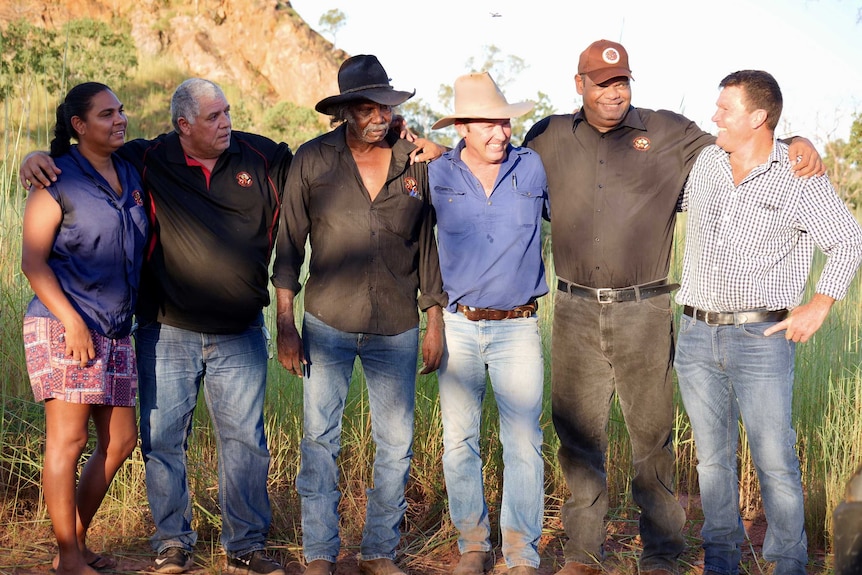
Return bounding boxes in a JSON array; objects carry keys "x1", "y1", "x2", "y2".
[{"x1": 19, "y1": 151, "x2": 59, "y2": 189}]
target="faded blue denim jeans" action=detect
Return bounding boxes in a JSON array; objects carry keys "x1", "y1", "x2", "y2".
[
  {"x1": 136, "y1": 317, "x2": 272, "y2": 557},
  {"x1": 675, "y1": 315, "x2": 807, "y2": 575},
  {"x1": 438, "y1": 310, "x2": 544, "y2": 568},
  {"x1": 297, "y1": 312, "x2": 418, "y2": 563},
  {"x1": 551, "y1": 291, "x2": 685, "y2": 571}
]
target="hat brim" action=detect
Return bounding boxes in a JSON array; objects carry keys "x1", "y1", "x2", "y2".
[
  {"x1": 431, "y1": 101, "x2": 535, "y2": 130},
  {"x1": 585, "y1": 68, "x2": 633, "y2": 85},
  {"x1": 315, "y1": 87, "x2": 416, "y2": 115}
]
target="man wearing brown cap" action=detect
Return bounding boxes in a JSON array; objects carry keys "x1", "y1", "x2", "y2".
[
  {"x1": 521, "y1": 40, "x2": 823, "y2": 575},
  {"x1": 428, "y1": 72, "x2": 549, "y2": 575},
  {"x1": 272, "y1": 54, "x2": 445, "y2": 575}
]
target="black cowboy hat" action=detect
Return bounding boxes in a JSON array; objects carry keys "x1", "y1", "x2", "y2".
[{"x1": 315, "y1": 54, "x2": 415, "y2": 115}]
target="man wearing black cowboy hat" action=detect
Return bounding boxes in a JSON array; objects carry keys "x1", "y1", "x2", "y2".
[{"x1": 272, "y1": 55, "x2": 446, "y2": 575}]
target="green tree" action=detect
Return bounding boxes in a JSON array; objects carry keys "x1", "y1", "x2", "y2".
[
  {"x1": 513, "y1": 90, "x2": 555, "y2": 144},
  {"x1": 397, "y1": 45, "x2": 561, "y2": 148},
  {"x1": 398, "y1": 99, "x2": 443, "y2": 141},
  {"x1": 0, "y1": 19, "x2": 62, "y2": 99},
  {"x1": 0, "y1": 17, "x2": 138, "y2": 101},
  {"x1": 318, "y1": 9, "x2": 346, "y2": 47},
  {"x1": 60, "y1": 19, "x2": 138, "y2": 90},
  {"x1": 824, "y1": 112, "x2": 862, "y2": 209},
  {"x1": 262, "y1": 101, "x2": 324, "y2": 150}
]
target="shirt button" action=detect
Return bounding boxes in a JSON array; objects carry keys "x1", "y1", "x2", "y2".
[{"x1": 595, "y1": 237, "x2": 600, "y2": 242}]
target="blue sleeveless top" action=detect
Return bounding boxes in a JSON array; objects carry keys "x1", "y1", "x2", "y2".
[{"x1": 26, "y1": 146, "x2": 149, "y2": 338}]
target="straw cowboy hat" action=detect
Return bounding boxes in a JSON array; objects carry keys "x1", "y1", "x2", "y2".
[
  {"x1": 315, "y1": 54, "x2": 415, "y2": 115},
  {"x1": 431, "y1": 72, "x2": 534, "y2": 130}
]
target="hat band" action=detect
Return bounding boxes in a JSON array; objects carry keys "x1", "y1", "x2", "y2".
[{"x1": 340, "y1": 83, "x2": 393, "y2": 95}]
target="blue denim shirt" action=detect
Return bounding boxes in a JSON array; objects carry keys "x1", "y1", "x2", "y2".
[
  {"x1": 26, "y1": 146, "x2": 148, "y2": 338},
  {"x1": 429, "y1": 140, "x2": 550, "y2": 312}
]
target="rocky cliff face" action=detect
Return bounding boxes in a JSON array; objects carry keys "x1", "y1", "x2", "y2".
[{"x1": 0, "y1": 0, "x2": 344, "y2": 112}]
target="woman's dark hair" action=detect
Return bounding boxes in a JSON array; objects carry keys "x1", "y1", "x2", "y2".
[{"x1": 49, "y1": 82, "x2": 112, "y2": 157}]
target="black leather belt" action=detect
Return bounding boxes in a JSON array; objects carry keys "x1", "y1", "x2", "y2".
[
  {"x1": 683, "y1": 305, "x2": 789, "y2": 326},
  {"x1": 557, "y1": 278, "x2": 678, "y2": 303}
]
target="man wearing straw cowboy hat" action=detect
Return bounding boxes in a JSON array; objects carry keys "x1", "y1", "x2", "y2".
[
  {"x1": 428, "y1": 72, "x2": 549, "y2": 575},
  {"x1": 272, "y1": 54, "x2": 446, "y2": 575}
]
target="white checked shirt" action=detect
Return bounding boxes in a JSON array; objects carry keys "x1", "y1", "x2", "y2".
[{"x1": 676, "y1": 141, "x2": 862, "y2": 312}]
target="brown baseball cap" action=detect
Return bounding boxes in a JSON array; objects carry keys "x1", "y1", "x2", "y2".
[{"x1": 577, "y1": 39, "x2": 633, "y2": 84}]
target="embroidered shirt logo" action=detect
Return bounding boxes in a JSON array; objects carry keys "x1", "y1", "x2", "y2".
[
  {"x1": 132, "y1": 189, "x2": 144, "y2": 206},
  {"x1": 602, "y1": 48, "x2": 621, "y2": 65},
  {"x1": 236, "y1": 172, "x2": 253, "y2": 187},
  {"x1": 632, "y1": 136, "x2": 651, "y2": 152},
  {"x1": 404, "y1": 176, "x2": 421, "y2": 198}
]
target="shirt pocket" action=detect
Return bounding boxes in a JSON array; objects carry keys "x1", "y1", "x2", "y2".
[
  {"x1": 513, "y1": 187, "x2": 545, "y2": 228},
  {"x1": 433, "y1": 186, "x2": 474, "y2": 235},
  {"x1": 382, "y1": 192, "x2": 425, "y2": 240},
  {"x1": 729, "y1": 198, "x2": 791, "y2": 256}
]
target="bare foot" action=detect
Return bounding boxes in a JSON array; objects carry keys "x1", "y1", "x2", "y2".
[
  {"x1": 52, "y1": 558, "x2": 101, "y2": 575},
  {"x1": 53, "y1": 552, "x2": 117, "y2": 572}
]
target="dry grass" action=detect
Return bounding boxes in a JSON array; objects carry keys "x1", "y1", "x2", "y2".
[{"x1": 1, "y1": 70, "x2": 861, "y2": 575}]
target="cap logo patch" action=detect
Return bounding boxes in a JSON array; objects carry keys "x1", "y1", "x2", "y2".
[
  {"x1": 236, "y1": 172, "x2": 253, "y2": 187},
  {"x1": 602, "y1": 48, "x2": 621, "y2": 65},
  {"x1": 632, "y1": 136, "x2": 651, "y2": 152}
]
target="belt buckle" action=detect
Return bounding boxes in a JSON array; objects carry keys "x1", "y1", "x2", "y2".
[
  {"x1": 596, "y1": 288, "x2": 614, "y2": 304},
  {"x1": 704, "y1": 311, "x2": 721, "y2": 327}
]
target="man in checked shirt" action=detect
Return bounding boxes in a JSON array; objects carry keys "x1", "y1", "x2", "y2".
[{"x1": 674, "y1": 70, "x2": 862, "y2": 575}]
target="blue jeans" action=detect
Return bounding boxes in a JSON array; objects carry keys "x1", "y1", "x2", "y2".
[
  {"x1": 438, "y1": 310, "x2": 544, "y2": 568},
  {"x1": 675, "y1": 315, "x2": 807, "y2": 575},
  {"x1": 551, "y1": 292, "x2": 685, "y2": 570},
  {"x1": 297, "y1": 313, "x2": 418, "y2": 562},
  {"x1": 136, "y1": 318, "x2": 272, "y2": 557}
]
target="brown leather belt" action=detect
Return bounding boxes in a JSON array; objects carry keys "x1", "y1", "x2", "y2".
[
  {"x1": 557, "y1": 278, "x2": 678, "y2": 303},
  {"x1": 456, "y1": 301, "x2": 538, "y2": 321},
  {"x1": 683, "y1": 305, "x2": 789, "y2": 326}
]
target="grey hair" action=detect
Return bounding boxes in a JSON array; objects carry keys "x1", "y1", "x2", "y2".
[
  {"x1": 333, "y1": 104, "x2": 351, "y2": 124},
  {"x1": 170, "y1": 78, "x2": 226, "y2": 132}
]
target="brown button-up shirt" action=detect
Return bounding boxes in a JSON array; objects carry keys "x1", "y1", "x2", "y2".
[
  {"x1": 271, "y1": 124, "x2": 445, "y2": 335},
  {"x1": 523, "y1": 106, "x2": 714, "y2": 288}
]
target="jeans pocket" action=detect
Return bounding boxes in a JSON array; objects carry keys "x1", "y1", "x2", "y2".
[
  {"x1": 643, "y1": 292, "x2": 672, "y2": 314},
  {"x1": 262, "y1": 324, "x2": 273, "y2": 359},
  {"x1": 678, "y1": 313, "x2": 696, "y2": 334},
  {"x1": 740, "y1": 321, "x2": 772, "y2": 338}
]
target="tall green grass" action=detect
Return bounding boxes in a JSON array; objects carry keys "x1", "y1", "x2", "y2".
[{"x1": 1, "y1": 74, "x2": 861, "y2": 573}]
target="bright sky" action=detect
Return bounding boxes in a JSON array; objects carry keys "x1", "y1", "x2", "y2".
[{"x1": 290, "y1": 0, "x2": 862, "y2": 150}]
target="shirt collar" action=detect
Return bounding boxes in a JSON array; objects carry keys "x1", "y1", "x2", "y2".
[
  {"x1": 320, "y1": 123, "x2": 417, "y2": 172},
  {"x1": 444, "y1": 138, "x2": 526, "y2": 176},
  {"x1": 572, "y1": 105, "x2": 644, "y2": 133},
  {"x1": 164, "y1": 130, "x2": 243, "y2": 164}
]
